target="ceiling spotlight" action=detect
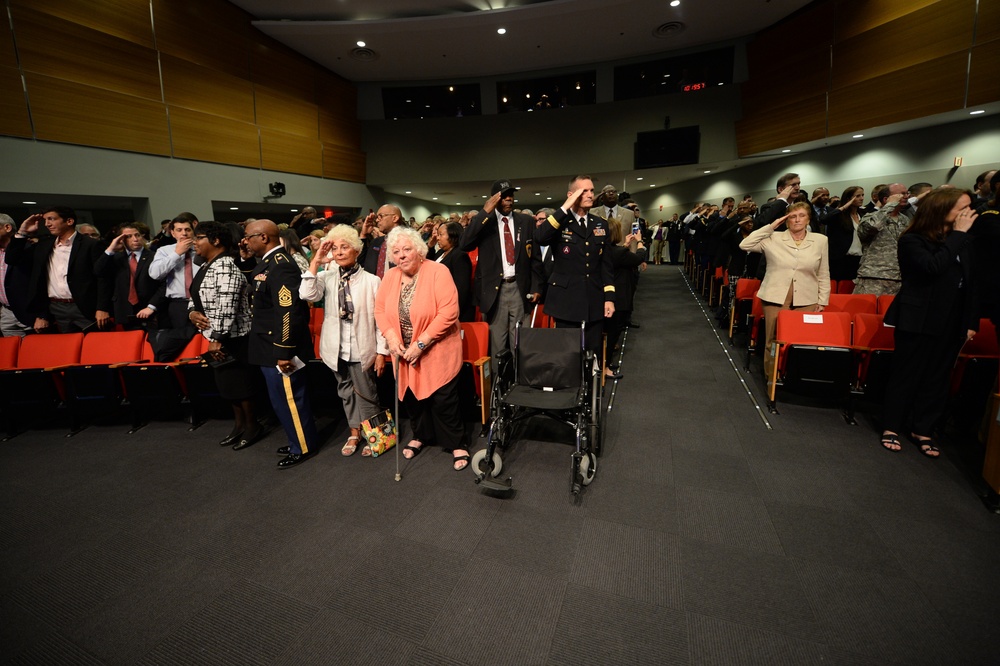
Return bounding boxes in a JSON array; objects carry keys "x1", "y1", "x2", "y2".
[
  {"x1": 546, "y1": 197, "x2": 553, "y2": 200},
  {"x1": 502, "y1": 96, "x2": 508, "y2": 103},
  {"x1": 405, "y1": 191, "x2": 412, "y2": 194},
  {"x1": 432, "y1": 197, "x2": 438, "y2": 201},
  {"x1": 670, "y1": 0, "x2": 680, "y2": 6},
  {"x1": 717, "y1": 82, "x2": 724, "y2": 86},
  {"x1": 229, "y1": 207, "x2": 239, "y2": 210},
  {"x1": 290, "y1": 209, "x2": 299, "y2": 212},
  {"x1": 448, "y1": 86, "x2": 454, "y2": 92},
  {"x1": 649, "y1": 184, "x2": 656, "y2": 187},
  {"x1": 482, "y1": 195, "x2": 488, "y2": 199},
  {"x1": 356, "y1": 40, "x2": 366, "y2": 48},
  {"x1": 704, "y1": 170, "x2": 711, "y2": 174},
  {"x1": 852, "y1": 134, "x2": 864, "y2": 138},
  {"x1": 575, "y1": 82, "x2": 581, "y2": 90},
  {"x1": 781, "y1": 149, "x2": 791, "y2": 153},
  {"x1": 636, "y1": 177, "x2": 643, "y2": 181},
  {"x1": 497, "y1": 28, "x2": 506, "y2": 35},
  {"x1": 455, "y1": 202, "x2": 461, "y2": 205},
  {"x1": 22, "y1": 200, "x2": 36, "y2": 204},
  {"x1": 526, "y1": 93, "x2": 531, "y2": 98},
  {"x1": 970, "y1": 109, "x2": 985, "y2": 115},
  {"x1": 534, "y1": 192, "x2": 541, "y2": 196},
  {"x1": 406, "y1": 99, "x2": 412, "y2": 103}
]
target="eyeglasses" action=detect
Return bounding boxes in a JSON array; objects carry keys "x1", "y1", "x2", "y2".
[
  {"x1": 375, "y1": 213, "x2": 393, "y2": 220},
  {"x1": 194, "y1": 234, "x2": 207, "y2": 240},
  {"x1": 246, "y1": 232, "x2": 268, "y2": 240}
]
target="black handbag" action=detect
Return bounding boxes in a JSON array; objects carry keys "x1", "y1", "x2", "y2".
[{"x1": 200, "y1": 349, "x2": 237, "y2": 369}]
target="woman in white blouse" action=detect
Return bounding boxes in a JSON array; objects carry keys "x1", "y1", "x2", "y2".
[{"x1": 299, "y1": 224, "x2": 388, "y2": 456}]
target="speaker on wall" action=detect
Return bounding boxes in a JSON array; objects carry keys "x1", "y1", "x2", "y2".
[{"x1": 634, "y1": 126, "x2": 700, "y2": 169}]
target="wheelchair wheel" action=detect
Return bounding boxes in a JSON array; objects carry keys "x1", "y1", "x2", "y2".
[
  {"x1": 579, "y1": 451, "x2": 596, "y2": 486},
  {"x1": 471, "y1": 449, "x2": 503, "y2": 478}
]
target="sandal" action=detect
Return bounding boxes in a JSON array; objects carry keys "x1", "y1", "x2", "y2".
[
  {"x1": 452, "y1": 450, "x2": 470, "y2": 471},
  {"x1": 880, "y1": 432, "x2": 902, "y2": 452},
  {"x1": 909, "y1": 434, "x2": 940, "y2": 458},
  {"x1": 361, "y1": 445, "x2": 372, "y2": 457},
  {"x1": 402, "y1": 440, "x2": 423, "y2": 460},
  {"x1": 341, "y1": 435, "x2": 360, "y2": 456}
]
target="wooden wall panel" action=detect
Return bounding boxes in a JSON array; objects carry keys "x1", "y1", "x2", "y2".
[
  {"x1": 746, "y1": 1, "x2": 833, "y2": 76},
  {"x1": 260, "y1": 129, "x2": 322, "y2": 177},
  {"x1": 152, "y1": 0, "x2": 252, "y2": 78},
  {"x1": 255, "y1": 86, "x2": 318, "y2": 138},
  {"x1": 831, "y1": 0, "x2": 975, "y2": 90},
  {"x1": 161, "y1": 54, "x2": 255, "y2": 124},
  {"x1": 828, "y1": 53, "x2": 967, "y2": 135},
  {"x1": 740, "y1": 47, "x2": 830, "y2": 117},
  {"x1": 317, "y1": 72, "x2": 357, "y2": 111},
  {"x1": 12, "y1": 7, "x2": 161, "y2": 102},
  {"x1": 834, "y1": 0, "x2": 938, "y2": 42},
  {"x1": 0, "y1": 9, "x2": 17, "y2": 68},
  {"x1": 320, "y1": 110, "x2": 361, "y2": 149},
  {"x1": 978, "y1": 0, "x2": 1000, "y2": 45},
  {"x1": 323, "y1": 144, "x2": 366, "y2": 183},
  {"x1": 13, "y1": 0, "x2": 154, "y2": 49},
  {"x1": 0, "y1": 65, "x2": 32, "y2": 138},
  {"x1": 27, "y1": 74, "x2": 170, "y2": 155},
  {"x1": 170, "y1": 107, "x2": 260, "y2": 169},
  {"x1": 736, "y1": 95, "x2": 827, "y2": 156},
  {"x1": 251, "y1": 43, "x2": 319, "y2": 100},
  {"x1": 968, "y1": 40, "x2": 1000, "y2": 108}
]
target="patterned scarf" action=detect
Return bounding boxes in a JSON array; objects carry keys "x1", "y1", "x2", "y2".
[{"x1": 338, "y1": 263, "x2": 362, "y2": 320}]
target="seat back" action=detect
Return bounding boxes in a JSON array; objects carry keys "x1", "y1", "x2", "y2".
[
  {"x1": 826, "y1": 293, "x2": 877, "y2": 317},
  {"x1": 17, "y1": 333, "x2": 85, "y2": 369},
  {"x1": 733, "y1": 278, "x2": 761, "y2": 301},
  {"x1": 876, "y1": 294, "x2": 895, "y2": 314},
  {"x1": 836, "y1": 279, "x2": 856, "y2": 294},
  {"x1": 852, "y1": 313, "x2": 894, "y2": 350},
  {"x1": 0, "y1": 336, "x2": 20, "y2": 370},
  {"x1": 79, "y1": 330, "x2": 146, "y2": 365},
  {"x1": 777, "y1": 310, "x2": 852, "y2": 348},
  {"x1": 775, "y1": 310, "x2": 854, "y2": 399},
  {"x1": 516, "y1": 325, "x2": 583, "y2": 390},
  {"x1": 460, "y1": 321, "x2": 490, "y2": 362}
]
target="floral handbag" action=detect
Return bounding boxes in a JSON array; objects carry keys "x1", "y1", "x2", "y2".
[{"x1": 360, "y1": 409, "x2": 397, "y2": 457}]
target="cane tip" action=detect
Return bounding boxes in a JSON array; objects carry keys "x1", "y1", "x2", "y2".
[{"x1": 394, "y1": 473, "x2": 401, "y2": 482}]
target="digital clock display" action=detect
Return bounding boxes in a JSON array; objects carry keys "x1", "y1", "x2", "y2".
[{"x1": 683, "y1": 83, "x2": 706, "y2": 92}]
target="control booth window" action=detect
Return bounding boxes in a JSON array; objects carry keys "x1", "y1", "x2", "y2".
[
  {"x1": 614, "y1": 47, "x2": 734, "y2": 101},
  {"x1": 383, "y1": 83, "x2": 482, "y2": 120},
  {"x1": 496, "y1": 71, "x2": 596, "y2": 114}
]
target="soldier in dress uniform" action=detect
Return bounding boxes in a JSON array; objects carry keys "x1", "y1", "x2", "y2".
[{"x1": 243, "y1": 219, "x2": 319, "y2": 468}]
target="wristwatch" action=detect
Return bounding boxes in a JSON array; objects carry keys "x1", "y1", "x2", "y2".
[{"x1": 416, "y1": 340, "x2": 427, "y2": 350}]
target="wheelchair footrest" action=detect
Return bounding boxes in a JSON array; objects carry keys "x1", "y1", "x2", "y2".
[{"x1": 476, "y1": 475, "x2": 514, "y2": 493}]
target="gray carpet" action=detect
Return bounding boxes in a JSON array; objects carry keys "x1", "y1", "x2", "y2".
[{"x1": 2, "y1": 265, "x2": 999, "y2": 665}]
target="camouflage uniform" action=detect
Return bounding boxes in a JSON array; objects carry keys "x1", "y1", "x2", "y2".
[{"x1": 853, "y1": 202, "x2": 914, "y2": 297}]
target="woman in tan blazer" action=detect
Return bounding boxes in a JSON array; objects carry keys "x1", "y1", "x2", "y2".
[{"x1": 740, "y1": 202, "x2": 830, "y2": 381}]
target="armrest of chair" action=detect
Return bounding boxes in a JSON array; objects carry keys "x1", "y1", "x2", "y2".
[{"x1": 110, "y1": 359, "x2": 151, "y2": 369}]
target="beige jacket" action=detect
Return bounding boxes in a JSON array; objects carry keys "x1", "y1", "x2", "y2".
[{"x1": 739, "y1": 226, "x2": 830, "y2": 306}]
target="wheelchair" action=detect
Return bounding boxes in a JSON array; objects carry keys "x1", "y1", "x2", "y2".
[{"x1": 472, "y1": 321, "x2": 603, "y2": 495}]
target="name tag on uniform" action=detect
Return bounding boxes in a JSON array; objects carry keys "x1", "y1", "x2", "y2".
[{"x1": 593, "y1": 228, "x2": 606, "y2": 236}]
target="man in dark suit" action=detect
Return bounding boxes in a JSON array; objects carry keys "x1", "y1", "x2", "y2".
[
  {"x1": 7, "y1": 206, "x2": 111, "y2": 333},
  {"x1": 359, "y1": 205, "x2": 406, "y2": 277},
  {"x1": 0, "y1": 213, "x2": 34, "y2": 336},
  {"x1": 534, "y1": 175, "x2": 615, "y2": 352},
  {"x1": 244, "y1": 219, "x2": 319, "y2": 468},
  {"x1": 95, "y1": 223, "x2": 164, "y2": 330},
  {"x1": 460, "y1": 179, "x2": 540, "y2": 357}
]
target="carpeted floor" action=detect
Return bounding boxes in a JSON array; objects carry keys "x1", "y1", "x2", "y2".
[{"x1": 2, "y1": 265, "x2": 998, "y2": 665}]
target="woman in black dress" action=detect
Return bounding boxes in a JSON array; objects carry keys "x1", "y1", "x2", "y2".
[
  {"x1": 433, "y1": 222, "x2": 475, "y2": 322},
  {"x1": 880, "y1": 188, "x2": 978, "y2": 457},
  {"x1": 820, "y1": 185, "x2": 865, "y2": 282},
  {"x1": 188, "y1": 221, "x2": 260, "y2": 449}
]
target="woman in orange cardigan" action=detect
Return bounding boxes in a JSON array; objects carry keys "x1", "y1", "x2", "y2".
[{"x1": 374, "y1": 226, "x2": 471, "y2": 471}]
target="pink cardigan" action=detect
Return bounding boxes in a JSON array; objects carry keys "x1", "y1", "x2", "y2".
[{"x1": 375, "y1": 259, "x2": 462, "y2": 400}]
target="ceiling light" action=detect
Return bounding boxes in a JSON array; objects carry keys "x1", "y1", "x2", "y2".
[
  {"x1": 425, "y1": 104, "x2": 430, "y2": 108},
  {"x1": 717, "y1": 82, "x2": 724, "y2": 86},
  {"x1": 229, "y1": 207, "x2": 239, "y2": 210},
  {"x1": 502, "y1": 96, "x2": 508, "y2": 103},
  {"x1": 290, "y1": 209, "x2": 299, "y2": 212},
  {"x1": 547, "y1": 197, "x2": 553, "y2": 200},
  {"x1": 432, "y1": 197, "x2": 438, "y2": 201},
  {"x1": 405, "y1": 191, "x2": 412, "y2": 194},
  {"x1": 852, "y1": 134, "x2": 864, "y2": 138},
  {"x1": 497, "y1": 28, "x2": 506, "y2": 35},
  {"x1": 455, "y1": 202, "x2": 461, "y2": 205},
  {"x1": 781, "y1": 149, "x2": 791, "y2": 153},
  {"x1": 575, "y1": 82, "x2": 581, "y2": 90},
  {"x1": 636, "y1": 177, "x2": 643, "y2": 181},
  {"x1": 482, "y1": 195, "x2": 487, "y2": 198},
  {"x1": 534, "y1": 192, "x2": 541, "y2": 196},
  {"x1": 22, "y1": 200, "x2": 36, "y2": 204},
  {"x1": 670, "y1": 0, "x2": 681, "y2": 6},
  {"x1": 526, "y1": 93, "x2": 531, "y2": 99},
  {"x1": 356, "y1": 41, "x2": 366, "y2": 48},
  {"x1": 448, "y1": 86, "x2": 454, "y2": 92},
  {"x1": 649, "y1": 184, "x2": 656, "y2": 187},
  {"x1": 704, "y1": 170, "x2": 711, "y2": 174},
  {"x1": 970, "y1": 109, "x2": 985, "y2": 115},
  {"x1": 405, "y1": 99, "x2": 412, "y2": 103}
]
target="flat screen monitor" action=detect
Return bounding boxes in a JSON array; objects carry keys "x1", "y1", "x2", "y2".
[{"x1": 634, "y1": 126, "x2": 700, "y2": 169}]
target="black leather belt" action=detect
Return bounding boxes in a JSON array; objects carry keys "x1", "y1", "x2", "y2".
[
  {"x1": 502, "y1": 276, "x2": 517, "y2": 283},
  {"x1": 49, "y1": 297, "x2": 75, "y2": 303}
]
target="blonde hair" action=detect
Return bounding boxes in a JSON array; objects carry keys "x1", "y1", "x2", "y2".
[{"x1": 325, "y1": 224, "x2": 363, "y2": 253}]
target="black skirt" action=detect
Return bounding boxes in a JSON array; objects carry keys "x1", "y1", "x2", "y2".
[{"x1": 213, "y1": 335, "x2": 257, "y2": 401}]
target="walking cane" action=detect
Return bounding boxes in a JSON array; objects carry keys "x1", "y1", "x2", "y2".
[{"x1": 393, "y1": 355, "x2": 401, "y2": 482}]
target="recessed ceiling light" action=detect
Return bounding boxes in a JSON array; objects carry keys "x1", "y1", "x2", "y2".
[
  {"x1": 482, "y1": 195, "x2": 487, "y2": 199},
  {"x1": 497, "y1": 28, "x2": 506, "y2": 35},
  {"x1": 290, "y1": 209, "x2": 298, "y2": 212},
  {"x1": 649, "y1": 184, "x2": 656, "y2": 187},
  {"x1": 534, "y1": 192, "x2": 541, "y2": 196},
  {"x1": 405, "y1": 99, "x2": 412, "y2": 103},
  {"x1": 432, "y1": 197, "x2": 438, "y2": 201},
  {"x1": 717, "y1": 82, "x2": 724, "y2": 86},
  {"x1": 405, "y1": 191, "x2": 412, "y2": 194},
  {"x1": 448, "y1": 86, "x2": 454, "y2": 92},
  {"x1": 455, "y1": 202, "x2": 461, "y2": 205},
  {"x1": 670, "y1": 0, "x2": 681, "y2": 6},
  {"x1": 704, "y1": 170, "x2": 711, "y2": 174},
  {"x1": 546, "y1": 197, "x2": 553, "y2": 200},
  {"x1": 852, "y1": 134, "x2": 864, "y2": 138},
  {"x1": 502, "y1": 96, "x2": 508, "y2": 103},
  {"x1": 636, "y1": 177, "x2": 643, "y2": 181},
  {"x1": 526, "y1": 93, "x2": 531, "y2": 99},
  {"x1": 425, "y1": 104, "x2": 430, "y2": 108},
  {"x1": 514, "y1": 199, "x2": 519, "y2": 203},
  {"x1": 22, "y1": 200, "x2": 36, "y2": 204},
  {"x1": 356, "y1": 40, "x2": 366, "y2": 48},
  {"x1": 229, "y1": 207, "x2": 239, "y2": 210},
  {"x1": 970, "y1": 109, "x2": 985, "y2": 115},
  {"x1": 781, "y1": 149, "x2": 791, "y2": 153}
]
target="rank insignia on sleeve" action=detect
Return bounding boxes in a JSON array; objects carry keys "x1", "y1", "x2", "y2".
[{"x1": 278, "y1": 285, "x2": 293, "y2": 307}]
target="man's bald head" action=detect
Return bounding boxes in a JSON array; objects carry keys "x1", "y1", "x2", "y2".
[
  {"x1": 246, "y1": 219, "x2": 278, "y2": 238},
  {"x1": 244, "y1": 219, "x2": 280, "y2": 257}
]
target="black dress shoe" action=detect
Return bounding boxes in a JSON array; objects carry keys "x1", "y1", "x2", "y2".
[
  {"x1": 276, "y1": 446, "x2": 290, "y2": 456},
  {"x1": 233, "y1": 428, "x2": 264, "y2": 451},
  {"x1": 625, "y1": 321, "x2": 640, "y2": 328},
  {"x1": 219, "y1": 430, "x2": 243, "y2": 447},
  {"x1": 277, "y1": 452, "x2": 312, "y2": 468}
]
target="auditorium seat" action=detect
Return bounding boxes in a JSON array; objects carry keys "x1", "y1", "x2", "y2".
[
  {"x1": 769, "y1": 310, "x2": 854, "y2": 411},
  {"x1": 0, "y1": 332, "x2": 85, "y2": 439}
]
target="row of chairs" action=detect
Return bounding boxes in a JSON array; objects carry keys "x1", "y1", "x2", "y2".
[
  {"x1": 0, "y1": 330, "x2": 215, "y2": 438},
  {"x1": 768, "y1": 309, "x2": 1000, "y2": 422}
]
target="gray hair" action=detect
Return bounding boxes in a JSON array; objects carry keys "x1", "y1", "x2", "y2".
[
  {"x1": 0, "y1": 213, "x2": 14, "y2": 228},
  {"x1": 325, "y1": 223, "x2": 363, "y2": 253},
  {"x1": 385, "y1": 226, "x2": 428, "y2": 259}
]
